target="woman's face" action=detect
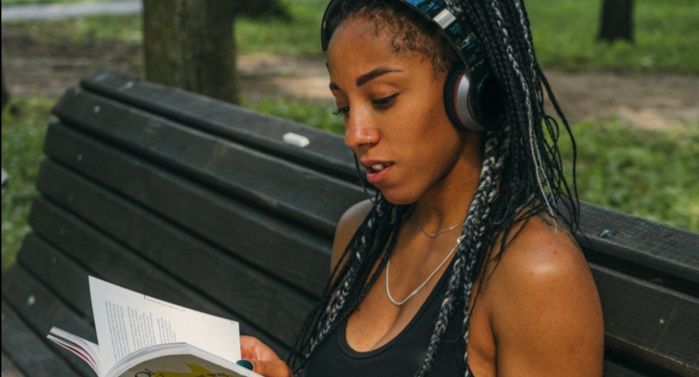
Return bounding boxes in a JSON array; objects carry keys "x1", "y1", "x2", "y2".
[{"x1": 326, "y1": 15, "x2": 480, "y2": 204}]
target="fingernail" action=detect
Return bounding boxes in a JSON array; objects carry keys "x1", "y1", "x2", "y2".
[{"x1": 236, "y1": 359, "x2": 254, "y2": 370}]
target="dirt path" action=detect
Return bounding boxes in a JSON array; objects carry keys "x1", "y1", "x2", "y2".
[
  {"x1": 3, "y1": 28, "x2": 697, "y2": 130},
  {"x1": 544, "y1": 70, "x2": 698, "y2": 131}
]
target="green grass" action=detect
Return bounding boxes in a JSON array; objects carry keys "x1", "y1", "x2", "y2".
[
  {"x1": 561, "y1": 121, "x2": 699, "y2": 230},
  {"x1": 1, "y1": 98, "x2": 54, "y2": 270},
  {"x1": 3, "y1": 0, "x2": 697, "y2": 72},
  {"x1": 236, "y1": 1, "x2": 323, "y2": 57},
  {"x1": 3, "y1": 14, "x2": 142, "y2": 45},
  {"x1": 528, "y1": 0, "x2": 699, "y2": 73}
]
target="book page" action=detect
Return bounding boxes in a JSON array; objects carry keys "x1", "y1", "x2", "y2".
[
  {"x1": 90, "y1": 276, "x2": 240, "y2": 371},
  {"x1": 47, "y1": 327, "x2": 102, "y2": 375}
]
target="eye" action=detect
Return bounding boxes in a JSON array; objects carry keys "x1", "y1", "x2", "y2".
[
  {"x1": 333, "y1": 106, "x2": 349, "y2": 116},
  {"x1": 372, "y1": 93, "x2": 399, "y2": 109}
]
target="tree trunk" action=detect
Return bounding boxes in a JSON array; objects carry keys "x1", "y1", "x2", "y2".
[
  {"x1": 143, "y1": 0, "x2": 239, "y2": 104},
  {"x1": 2, "y1": 60, "x2": 8, "y2": 111},
  {"x1": 598, "y1": 0, "x2": 635, "y2": 42}
]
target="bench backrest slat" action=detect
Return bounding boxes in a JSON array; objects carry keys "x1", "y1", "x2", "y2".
[
  {"x1": 1, "y1": 298, "x2": 87, "y2": 377},
  {"x1": 53, "y1": 89, "x2": 365, "y2": 238},
  {"x1": 80, "y1": 71, "x2": 357, "y2": 182},
  {"x1": 2, "y1": 267, "x2": 97, "y2": 377},
  {"x1": 580, "y1": 204, "x2": 699, "y2": 293},
  {"x1": 591, "y1": 264, "x2": 699, "y2": 376},
  {"x1": 34, "y1": 159, "x2": 315, "y2": 346},
  {"x1": 43, "y1": 122, "x2": 333, "y2": 297},
  {"x1": 25, "y1": 195, "x2": 290, "y2": 353}
]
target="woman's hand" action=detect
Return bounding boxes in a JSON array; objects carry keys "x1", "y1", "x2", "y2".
[{"x1": 239, "y1": 335, "x2": 293, "y2": 377}]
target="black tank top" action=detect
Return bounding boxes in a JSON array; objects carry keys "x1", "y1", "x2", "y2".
[{"x1": 303, "y1": 259, "x2": 473, "y2": 377}]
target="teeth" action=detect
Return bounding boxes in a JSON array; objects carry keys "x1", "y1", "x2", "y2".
[{"x1": 370, "y1": 164, "x2": 388, "y2": 172}]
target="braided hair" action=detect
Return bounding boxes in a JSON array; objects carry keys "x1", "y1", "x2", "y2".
[{"x1": 288, "y1": 1, "x2": 579, "y2": 376}]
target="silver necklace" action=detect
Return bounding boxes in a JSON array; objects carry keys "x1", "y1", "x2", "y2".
[
  {"x1": 385, "y1": 242, "x2": 458, "y2": 306},
  {"x1": 412, "y1": 212, "x2": 462, "y2": 239}
]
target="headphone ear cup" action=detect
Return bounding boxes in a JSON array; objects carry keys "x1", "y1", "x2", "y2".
[
  {"x1": 444, "y1": 65, "x2": 505, "y2": 132},
  {"x1": 469, "y1": 72, "x2": 505, "y2": 131},
  {"x1": 443, "y1": 65, "x2": 482, "y2": 131}
]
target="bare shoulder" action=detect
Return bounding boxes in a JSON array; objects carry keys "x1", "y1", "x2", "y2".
[
  {"x1": 491, "y1": 216, "x2": 589, "y2": 286},
  {"x1": 330, "y1": 199, "x2": 373, "y2": 271},
  {"x1": 484, "y1": 216, "x2": 604, "y2": 376},
  {"x1": 487, "y1": 216, "x2": 600, "y2": 314}
]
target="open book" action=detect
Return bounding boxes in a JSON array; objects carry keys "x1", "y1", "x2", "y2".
[{"x1": 47, "y1": 276, "x2": 262, "y2": 377}]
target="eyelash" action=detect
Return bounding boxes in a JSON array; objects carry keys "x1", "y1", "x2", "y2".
[
  {"x1": 333, "y1": 106, "x2": 349, "y2": 116},
  {"x1": 333, "y1": 94, "x2": 399, "y2": 116},
  {"x1": 372, "y1": 93, "x2": 399, "y2": 108}
]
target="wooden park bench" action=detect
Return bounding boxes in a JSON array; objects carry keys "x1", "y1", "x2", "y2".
[{"x1": 2, "y1": 71, "x2": 697, "y2": 377}]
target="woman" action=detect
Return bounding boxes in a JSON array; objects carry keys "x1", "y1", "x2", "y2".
[{"x1": 240, "y1": 1, "x2": 604, "y2": 376}]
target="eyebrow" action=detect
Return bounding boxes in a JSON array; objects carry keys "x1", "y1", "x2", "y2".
[
  {"x1": 328, "y1": 66, "x2": 402, "y2": 91},
  {"x1": 357, "y1": 67, "x2": 402, "y2": 86}
]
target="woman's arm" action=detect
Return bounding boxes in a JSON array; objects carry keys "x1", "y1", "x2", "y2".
[{"x1": 489, "y1": 219, "x2": 605, "y2": 376}]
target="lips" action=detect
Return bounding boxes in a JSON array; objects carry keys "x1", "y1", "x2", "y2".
[{"x1": 361, "y1": 159, "x2": 395, "y2": 184}]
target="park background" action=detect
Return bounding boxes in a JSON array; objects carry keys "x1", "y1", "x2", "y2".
[{"x1": 2, "y1": 0, "x2": 698, "y2": 271}]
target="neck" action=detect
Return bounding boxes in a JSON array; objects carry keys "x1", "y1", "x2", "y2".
[{"x1": 412, "y1": 141, "x2": 483, "y2": 233}]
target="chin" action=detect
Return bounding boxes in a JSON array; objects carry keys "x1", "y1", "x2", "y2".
[{"x1": 379, "y1": 187, "x2": 419, "y2": 206}]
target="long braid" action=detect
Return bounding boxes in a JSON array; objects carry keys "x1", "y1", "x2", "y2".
[
  {"x1": 315, "y1": 200, "x2": 389, "y2": 346},
  {"x1": 415, "y1": 133, "x2": 505, "y2": 377},
  {"x1": 292, "y1": 198, "x2": 389, "y2": 364},
  {"x1": 490, "y1": 0, "x2": 556, "y2": 219},
  {"x1": 460, "y1": 128, "x2": 511, "y2": 377},
  {"x1": 501, "y1": 0, "x2": 580, "y2": 226},
  {"x1": 468, "y1": 2, "x2": 535, "y2": 223},
  {"x1": 291, "y1": 200, "x2": 411, "y2": 374},
  {"x1": 317, "y1": 204, "x2": 409, "y2": 351}
]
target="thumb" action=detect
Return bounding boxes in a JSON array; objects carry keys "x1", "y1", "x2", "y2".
[{"x1": 250, "y1": 359, "x2": 292, "y2": 377}]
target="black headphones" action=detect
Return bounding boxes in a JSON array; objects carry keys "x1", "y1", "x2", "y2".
[{"x1": 321, "y1": 0, "x2": 504, "y2": 132}]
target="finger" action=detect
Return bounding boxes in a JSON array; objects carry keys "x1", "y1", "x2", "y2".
[
  {"x1": 240, "y1": 336, "x2": 259, "y2": 359},
  {"x1": 252, "y1": 359, "x2": 292, "y2": 377},
  {"x1": 241, "y1": 336, "x2": 282, "y2": 361},
  {"x1": 240, "y1": 347, "x2": 255, "y2": 360}
]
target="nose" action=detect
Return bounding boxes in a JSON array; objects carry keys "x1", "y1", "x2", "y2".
[{"x1": 344, "y1": 111, "x2": 379, "y2": 150}]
